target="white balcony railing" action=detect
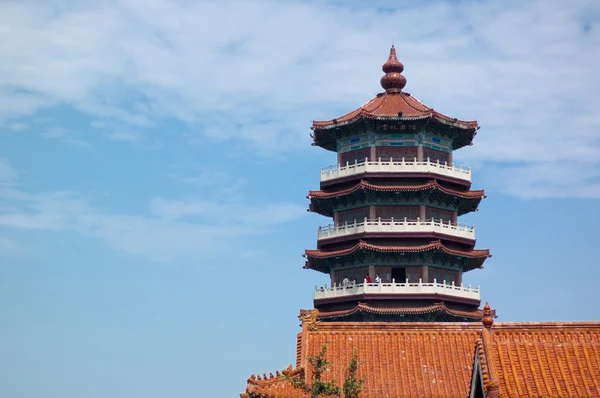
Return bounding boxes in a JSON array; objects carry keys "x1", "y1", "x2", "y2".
[
  {"x1": 314, "y1": 280, "x2": 480, "y2": 301},
  {"x1": 318, "y1": 218, "x2": 475, "y2": 241},
  {"x1": 320, "y1": 158, "x2": 471, "y2": 183}
]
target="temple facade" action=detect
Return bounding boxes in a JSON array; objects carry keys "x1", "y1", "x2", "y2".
[
  {"x1": 306, "y1": 46, "x2": 490, "y2": 322},
  {"x1": 241, "y1": 47, "x2": 600, "y2": 398}
]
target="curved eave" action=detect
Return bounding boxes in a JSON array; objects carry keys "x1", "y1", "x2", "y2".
[
  {"x1": 305, "y1": 240, "x2": 490, "y2": 259},
  {"x1": 317, "y1": 231, "x2": 476, "y2": 248},
  {"x1": 314, "y1": 292, "x2": 480, "y2": 307},
  {"x1": 320, "y1": 171, "x2": 472, "y2": 190},
  {"x1": 312, "y1": 92, "x2": 479, "y2": 131},
  {"x1": 315, "y1": 302, "x2": 483, "y2": 321},
  {"x1": 309, "y1": 180, "x2": 484, "y2": 200},
  {"x1": 313, "y1": 112, "x2": 478, "y2": 132},
  {"x1": 303, "y1": 240, "x2": 491, "y2": 273},
  {"x1": 308, "y1": 180, "x2": 485, "y2": 217},
  {"x1": 312, "y1": 120, "x2": 477, "y2": 152}
]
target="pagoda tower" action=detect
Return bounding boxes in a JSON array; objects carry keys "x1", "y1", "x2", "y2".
[{"x1": 304, "y1": 46, "x2": 491, "y2": 322}]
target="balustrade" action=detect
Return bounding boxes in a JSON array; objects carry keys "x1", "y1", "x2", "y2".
[
  {"x1": 317, "y1": 217, "x2": 475, "y2": 240},
  {"x1": 314, "y1": 279, "x2": 480, "y2": 301},
  {"x1": 320, "y1": 157, "x2": 471, "y2": 182}
]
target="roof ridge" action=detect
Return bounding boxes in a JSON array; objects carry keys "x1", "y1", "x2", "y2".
[
  {"x1": 479, "y1": 327, "x2": 501, "y2": 397},
  {"x1": 304, "y1": 240, "x2": 490, "y2": 259},
  {"x1": 308, "y1": 180, "x2": 485, "y2": 200}
]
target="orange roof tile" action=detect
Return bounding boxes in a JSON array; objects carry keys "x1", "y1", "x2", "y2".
[
  {"x1": 304, "y1": 240, "x2": 491, "y2": 260},
  {"x1": 307, "y1": 180, "x2": 486, "y2": 200},
  {"x1": 243, "y1": 320, "x2": 600, "y2": 398},
  {"x1": 311, "y1": 47, "x2": 478, "y2": 133},
  {"x1": 246, "y1": 321, "x2": 483, "y2": 398},
  {"x1": 245, "y1": 367, "x2": 311, "y2": 398},
  {"x1": 478, "y1": 322, "x2": 600, "y2": 397},
  {"x1": 317, "y1": 301, "x2": 483, "y2": 320},
  {"x1": 312, "y1": 91, "x2": 478, "y2": 131}
]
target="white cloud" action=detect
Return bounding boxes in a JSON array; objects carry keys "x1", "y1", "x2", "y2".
[
  {"x1": 0, "y1": 191, "x2": 306, "y2": 259},
  {"x1": 0, "y1": 158, "x2": 18, "y2": 184},
  {"x1": 0, "y1": 235, "x2": 19, "y2": 255},
  {"x1": 6, "y1": 122, "x2": 28, "y2": 131},
  {"x1": 482, "y1": 161, "x2": 600, "y2": 199},
  {"x1": 0, "y1": 0, "x2": 598, "y2": 197},
  {"x1": 40, "y1": 127, "x2": 91, "y2": 147},
  {"x1": 102, "y1": 130, "x2": 142, "y2": 143},
  {"x1": 0, "y1": 160, "x2": 307, "y2": 260}
]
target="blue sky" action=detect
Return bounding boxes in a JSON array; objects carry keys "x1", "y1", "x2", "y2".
[{"x1": 1, "y1": 0, "x2": 599, "y2": 397}]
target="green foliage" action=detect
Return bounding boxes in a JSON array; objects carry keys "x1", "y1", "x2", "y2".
[
  {"x1": 285, "y1": 344, "x2": 365, "y2": 398},
  {"x1": 342, "y1": 348, "x2": 365, "y2": 398}
]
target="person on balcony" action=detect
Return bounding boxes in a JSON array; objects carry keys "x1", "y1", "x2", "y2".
[
  {"x1": 343, "y1": 275, "x2": 350, "y2": 288},
  {"x1": 366, "y1": 274, "x2": 372, "y2": 284},
  {"x1": 375, "y1": 273, "x2": 382, "y2": 283}
]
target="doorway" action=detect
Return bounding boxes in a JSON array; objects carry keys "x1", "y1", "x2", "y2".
[{"x1": 391, "y1": 267, "x2": 406, "y2": 283}]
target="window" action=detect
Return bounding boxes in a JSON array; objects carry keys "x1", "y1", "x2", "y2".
[
  {"x1": 376, "y1": 206, "x2": 419, "y2": 221},
  {"x1": 423, "y1": 148, "x2": 449, "y2": 164},
  {"x1": 432, "y1": 269, "x2": 455, "y2": 285},
  {"x1": 406, "y1": 267, "x2": 421, "y2": 283},
  {"x1": 376, "y1": 146, "x2": 417, "y2": 162},
  {"x1": 434, "y1": 270, "x2": 443, "y2": 284},
  {"x1": 337, "y1": 207, "x2": 369, "y2": 226},
  {"x1": 340, "y1": 149, "x2": 370, "y2": 165},
  {"x1": 426, "y1": 208, "x2": 454, "y2": 223}
]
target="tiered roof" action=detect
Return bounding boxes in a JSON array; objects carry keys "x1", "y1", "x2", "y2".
[
  {"x1": 308, "y1": 180, "x2": 485, "y2": 200},
  {"x1": 304, "y1": 240, "x2": 490, "y2": 273},
  {"x1": 308, "y1": 180, "x2": 485, "y2": 217},
  {"x1": 316, "y1": 301, "x2": 484, "y2": 321},
  {"x1": 312, "y1": 90, "x2": 479, "y2": 131},
  {"x1": 242, "y1": 314, "x2": 600, "y2": 398},
  {"x1": 311, "y1": 46, "x2": 479, "y2": 151}
]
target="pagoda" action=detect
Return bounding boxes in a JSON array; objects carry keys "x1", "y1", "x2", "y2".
[
  {"x1": 241, "y1": 47, "x2": 600, "y2": 398},
  {"x1": 304, "y1": 46, "x2": 491, "y2": 322}
]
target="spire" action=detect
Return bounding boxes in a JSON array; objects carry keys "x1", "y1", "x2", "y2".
[
  {"x1": 380, "y1": 45, "x2": 406, "y2": 92},
  {"x1": 482, "y1": 302, "x2": 494, "y2": 328}
]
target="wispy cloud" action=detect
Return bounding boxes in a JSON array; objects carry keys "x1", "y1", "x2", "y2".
[
  {"x1": 102, "y1": 130, "x2": 142, "y2": 143},
  {"x1": 0, "y1": 235, "x2": 19, "y2": 255},
  {"x1": 0, "y1": 158, "x2": 18, "y2": 185},
  {"x1": 40, "y1": 127, "x2": 91, "y2": 148},
  {"x1": 0, "y1": 159, "x2": 306, "y2": 260},
  {"x1": 483, "y1": 161, "x2": 600, "y2": 199},
  {"x1": 0, "y1": 0, "x2": 598, "y2": 197}
]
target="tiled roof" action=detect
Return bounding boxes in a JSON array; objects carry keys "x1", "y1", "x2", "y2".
[
  {"x1": 304, "y1": 240, "x2": 491, "y2": 259},
  {"x1": 317, "y1": 301, "x2": 483, "y2": 320},
  {"x1": 311, "y1": 91, "x2": 479, "y2": 131},
  {"x1": 477, "y1": 323, "x2": 600, "y2": 397},
  {"x1": 307, "y1": 180, "x2": 485, "y2": 200},
  {"x1": 245, "y1": 321, "x2": 483, "y2": 398},
  {"x1": 245, "y1": 367, "x2": 311, "y2": 398},
  {"x1": 243, "y1": 319, "x2": 600, "y2": 398}
]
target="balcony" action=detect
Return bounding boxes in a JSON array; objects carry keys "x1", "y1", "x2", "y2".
[
  {"x1": 320, "y1": 158, "x2": 471, "y2": 183},
  {"x1": 314, "y1": 280, "x2": 480, "y2": 302},
  {"x1": 318, "y1": 218, "x2": 475, "y2": 241}
]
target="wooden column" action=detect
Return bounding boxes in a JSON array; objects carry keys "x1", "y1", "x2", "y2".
[
  {"x1": 417, "y1": 145, "x2": 424, "y2": 161},
  {"x1": 369, "y1": 205, "x2": 376, "y2": 219},
  {"x1": 419, "y1": 205, "x2": 426, "y2": 220},
  {"x1": 422, "y1": 266, "x2": 429, "y2": 283},
  {"x1": 370, "y1": 145, "x2": 376, "y2": 161}
]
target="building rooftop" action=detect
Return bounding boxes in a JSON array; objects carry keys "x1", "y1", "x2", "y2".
[
  {"x1": 311, "y1": 46, "x2": 479, "y2": 133},
  {"x1": 242, "y1": 316, "x2": 600, "y2": 398}
]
